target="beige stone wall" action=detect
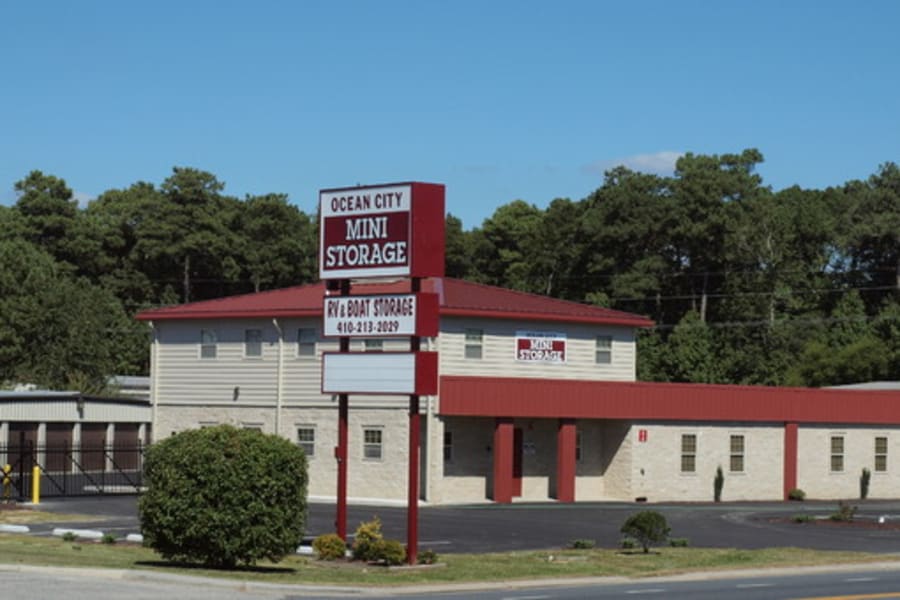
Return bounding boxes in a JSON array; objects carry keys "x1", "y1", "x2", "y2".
[
  {"x1": 434, "y1": 416, "x2": 494, "y2": 503},
  {"x1": 797, "y1": 425, "x2": 900, "y2": 500},
  {"x1": 629, "y1": 422, "x2": 784, "y2": 502},
  {"x1": 154, "y1": 404, "x2": 415, "y2": 502}
]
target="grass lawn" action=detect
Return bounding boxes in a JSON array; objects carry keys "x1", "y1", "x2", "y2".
[{"x1": 0, "y1": 533, "x2": 889, "y2": 586}]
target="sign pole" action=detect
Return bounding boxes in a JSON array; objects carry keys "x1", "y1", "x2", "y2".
[
  {"x1": 336, "y1": 279, "x2": 350, "y2": 542},
  {"x1": 407, "y1": 277, "x2": 421, "y2": 565}
]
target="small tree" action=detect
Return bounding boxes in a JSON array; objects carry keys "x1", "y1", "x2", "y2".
[
  {"x1": 139, "y1": 425, "x2": 308, "y2": 568},
  {"x1": 714, "y1": 465, "x2": 724, "y2": 502},
  {"x1": 620, "y1": 511, "x2": 670, "y2": 553}
]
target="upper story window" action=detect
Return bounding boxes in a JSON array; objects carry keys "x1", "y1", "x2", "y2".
[
  {"x1": 364, "y1": 339, "x2": 384, "y2": 352},
  {"x1": 595, "y1": 335, "x2": 612, "y2": 364},
  {"x1": 200, "y1": 329, "x2": 217, "y2": 359},
  {"x1": 464, "y1": 329, "x2": 483, "y2": 359},
  {"x1": 297, "y1": 328, "x2": 316, "y2": 358},
  {"x1": 244, "y1": 329, "x2": 263, "y2": 358}
]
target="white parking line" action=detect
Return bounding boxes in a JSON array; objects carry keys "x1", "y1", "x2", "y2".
[
  {"x1": 737, "y1": 583, "x2": 774, "y2": 588},
  {"x1": 626, "y1": 590, "x2": 667, "y2": 595},
  {"x1": 845, "y1": 577, "x2": 878, "y2": 582}
]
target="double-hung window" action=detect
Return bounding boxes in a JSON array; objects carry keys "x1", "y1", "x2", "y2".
[
  {"x1": 464, "y1": 329, "x2": 483, "y2": 359},
  {"x1": 363, "y1": 428, "x2": 383, "y2": 460},
  {"x1": 875, "y1": 436, "x2": 888, "y2": 472},
  {"x1": 729, "y1": 434, "x2": 745, "y2": 473},
  {"x1": 297, "y1": 328, "x2": 316, "y2": 357},
  {"x1": 831, "y1": 435, "x2": 845, "y2": 472},
  {"x1": 200, "y1": 329, "x2": 217, "y2": 359},
  {"x1": 297, "y1": 427, "x2": 315, "y2": 458},
  {"x1": 244, "y1": 329, "x2": 262, "y2": 358},
  {"x1": 595, "y1": 335, "x2": 612, "y2": 364},
  {"x1": 681, "y1": 434, "x2": 697, "y2": 473}
]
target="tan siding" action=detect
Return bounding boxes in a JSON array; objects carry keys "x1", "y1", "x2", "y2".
[{"x1": 438, "y1": 317, "x2": 636, "y2": 382}]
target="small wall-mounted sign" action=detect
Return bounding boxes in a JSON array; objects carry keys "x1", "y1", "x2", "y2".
[{"x1": 515, "y1": 331, "x2": 567, "y2": 364}]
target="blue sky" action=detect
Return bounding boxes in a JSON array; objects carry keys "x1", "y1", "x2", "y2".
[{"x1": 2, "y1": 1, "x2": 898, "y2": 228}]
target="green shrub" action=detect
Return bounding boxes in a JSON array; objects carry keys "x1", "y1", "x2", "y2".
[
  {"x1": 788, "y1": 488, "x2": 806, "y2": 501},
  {"x1": 138, "y1": 425, "x2": 308, "y2": 568},
  {"x1": 570, "y1": 538, "x2": 596, "y2": 549},
  {"x1": 620, "y1": 511, "x2": 670, "y2": 554},
  {"x1": 669, "y1": 537, "x2": 690, "y2": 547},
  {"x1": 101, "y1": 533, "x2": 117, "y2": 544},
  {"x1": 351, "y1": 517, "x2": 384, "y2": 561},
  {"x1": 61, "y1": 532, "x2": 77, "y2": 542},
  {"x1": 374, "y1": 539, "x2": 406, "y2": 566},
  {"x1": 620, "y1": 537, "x2": 637, "y2": 550},
  {"x1": 312, "y1": 533, "x2": 347, "y2": 560},
  {"x1": 714, "y1": 465, "x2": 724, "y2": 502},
  {"x1": 792, "y1": 514, "x2": 814, "y2": 523},
  {"x1": 418, "y1": 549, "x2": 438, "y2": 565},
  {"x1": 860, "y1": 467, "x2": 871, "y2": 500},
  {"x1": 830, "y1": 500, "x2": 857, "y2": 522}
]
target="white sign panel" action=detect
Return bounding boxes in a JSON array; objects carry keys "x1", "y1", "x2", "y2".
[
  {"x1": 324, "y1": 294, "x2": 418, "y2": 337},
  {"x1": 319, "y1": 184, "x2": 412, "y2": 279},
  {"x1": 515, "y1": 331, "x2": 567, "y2": 363},
  {"x1": 323, "y1": 353, "x2": 420, "y2": 395}
]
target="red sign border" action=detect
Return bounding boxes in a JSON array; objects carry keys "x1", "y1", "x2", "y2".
[
  {"x1": 322, "y1": 292, "x2": 440, "y2": 338},
  {"x1": 318, "y1": 182, "x2": 445, "y2": 280}
]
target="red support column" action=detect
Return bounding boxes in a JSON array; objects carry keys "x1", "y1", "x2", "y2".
[
  {"x1": 492, "y1": 418, "x2": 514, "y2": 503},
  {"x1": 556, "y1": 419, "x2": 577, "y2": 503},
  {"x1": 336, "y1": 395, "x2": 348, "y2": 540},
  {"x1": 783, "y1": 422, "x2": 798, "y2": 500}
]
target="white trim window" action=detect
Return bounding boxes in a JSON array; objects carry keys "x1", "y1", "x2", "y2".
[
  {"x1": 297, "y1": 328, "x2": 316, "y2": 358},
  {"x1": 595, "y1": 335, "x2": 612, "y2": 364},
  {"x1": 681, "y1": 433, "x2": 697, "y2": 473},
  {"x1": 244, "y1": 328, "x2": 263, "y2": 358},
  {"x1": 297, "y1": 426, "x2": 315, "y2": 458},
  {"x1": 200, "y1": 329, "x2": 217, "y2": 359},
  {"x1": 831, "y1": 435, "x2": 845, "y2": 473},
  {"x1": 729, "y1": 434, "x2": 745, "y2": 473},
  {"x1": 363, "y1": 428, "x2": 383, "y2": 460},
  {"x1": 464, "y1": 329, "x2": 483, "y2": 359},
  {"x1": 875, "y1": 436, "x2": 888, "y2": 473}
]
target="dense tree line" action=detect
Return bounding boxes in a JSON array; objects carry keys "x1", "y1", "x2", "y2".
[
  {"x1": 448, "y1": 149, "x2": 899, "y2": 386},
  {"x1": 1, "y1": 150, "x2": 897, "y2": 390},
  {"x1": 0, "y1": 168, "x2": 318, "y2": 389}
]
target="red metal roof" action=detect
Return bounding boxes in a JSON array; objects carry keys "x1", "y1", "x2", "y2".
[
  {"x1": 439, "y1": 376, "x2": 900, "y2": 425},
  {"x1": 135, "y1": 278, "x2": 654, "y2": 327}
]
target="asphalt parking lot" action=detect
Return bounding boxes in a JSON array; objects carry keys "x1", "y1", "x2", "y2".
[{"x1": 25, "y1": 496, "x2": 900, "y2": 554}]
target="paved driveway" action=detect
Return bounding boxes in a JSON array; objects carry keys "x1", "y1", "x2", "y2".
[{"x1": 27, "y1": 496, "x2": 900, "y2": 554}]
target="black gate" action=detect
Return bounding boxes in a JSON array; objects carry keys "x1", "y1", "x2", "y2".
[{"x1": 1, "y1": 439, "x2": 145, "y2": 500}]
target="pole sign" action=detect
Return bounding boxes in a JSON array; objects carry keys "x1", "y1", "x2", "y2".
[
  {"x1": 515, "y1": 331, "x2": 567, "y2": 363},
  {"x1": 319, "y1": 182, "x2": 445, "y2": 280},
  {"x1": 323, "y1": 293, "x2": 439, "y2": 338}
]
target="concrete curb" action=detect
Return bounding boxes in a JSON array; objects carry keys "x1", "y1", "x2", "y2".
[
  {"x1": 3, "y1": 559, "x2": 900, "y2": 597},
  {"x1": 0, "y1": 524, "x2": 30, "y2": 533}
]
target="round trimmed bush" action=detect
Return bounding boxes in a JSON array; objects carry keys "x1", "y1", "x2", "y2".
[
  {"x1": 139, "y1": 425, "x2": 308, "y2": 568},
  {"x1": 620, "y1": 510, "x2": 670, "y2": 553},
  {"x1": 313, "y1": 533, "x2": 347, "y2": 561}
]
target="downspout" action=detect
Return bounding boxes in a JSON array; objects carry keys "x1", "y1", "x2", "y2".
[
  {"x1": 149, "y1": 321, "x2": 158, "y2": 443},
  {"x1": 273, "y1": 318, "x2": 284, "y2": 437}
]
